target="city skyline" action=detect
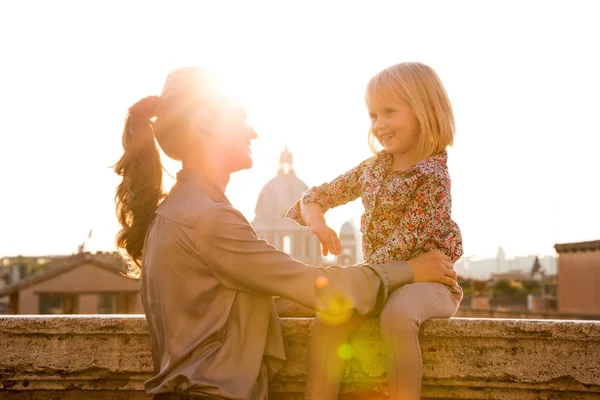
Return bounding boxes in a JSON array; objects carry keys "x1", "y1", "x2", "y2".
[{"x1": 1, "y1": 1, "x2": 599, "y2": 258}]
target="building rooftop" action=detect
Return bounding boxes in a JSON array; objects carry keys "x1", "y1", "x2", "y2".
[
  {"x1": 554, "y1": 239, "x2": 600, "y2": 253},
  {"x1": 0, "y1": 252, "x2": 126, "y2": 296}
]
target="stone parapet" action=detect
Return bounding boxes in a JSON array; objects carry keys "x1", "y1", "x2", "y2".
[{"x1": 0, "y1": 315, "x2": 599, "y2": 399}]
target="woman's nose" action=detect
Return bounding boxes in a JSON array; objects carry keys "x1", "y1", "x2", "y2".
[{"x1": 248, "y1": 125, "x2": 258, "y2": 140}]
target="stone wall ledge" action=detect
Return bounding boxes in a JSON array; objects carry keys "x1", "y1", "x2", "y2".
[{"x1": 1, "y1": 315, "x2": 599, "y2": 399}]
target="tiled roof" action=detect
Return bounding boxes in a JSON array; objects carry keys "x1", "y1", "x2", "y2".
[{"x1": 0, "y1": 253, "x2": 128, "y2": 296}]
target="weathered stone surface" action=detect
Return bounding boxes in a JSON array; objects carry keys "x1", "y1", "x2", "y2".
[
  {"x1": 0, "y1": 315, "x2": 599, "y2": 399},
  {"x1": 456, "y1": 306, "x2": 600, "y2": 320}
]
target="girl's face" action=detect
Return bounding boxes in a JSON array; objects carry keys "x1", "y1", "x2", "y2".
[{"x1": 368, "y1": 98, "x2": 420, "y2": 159}]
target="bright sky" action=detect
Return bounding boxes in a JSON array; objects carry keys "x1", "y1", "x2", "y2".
[{"x1": 1, "y1": 1, "x2": 599, "y2": 259}]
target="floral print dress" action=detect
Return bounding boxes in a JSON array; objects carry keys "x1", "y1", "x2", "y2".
[{"x1": 286, "y1": 151, "x2": 463, "y2": 264}]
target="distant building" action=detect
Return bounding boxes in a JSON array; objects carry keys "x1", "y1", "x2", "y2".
[
  {"x1": 489, "y1": 271, "x2": 530, "y2": 283},
  {"x1": 337, "y1": 220, "x2": 360, "y2": 266},
  {"x1": 0, "y1": 252, "x2": 142, "y2": 315},
  {"x1": 252, "y1": 147, "x2": 324, "y2": 265},
  {"x1": 1, "y1": 255, "x2": 70, "y2": 314},
  {"x1": 555, "y1": 239, "x2": 600, "y2": 315},
  {"x1": 455, "y1": 246, "x2": 557, "y2": 280},
  {"x1": 1, "y1": 255, "x2": 68, "y2": 285},
  {"x1": 251, "y1": 147, "x2": 360, "y2": 268}
]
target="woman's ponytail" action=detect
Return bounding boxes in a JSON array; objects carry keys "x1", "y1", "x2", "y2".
[{"x1": 113, "y1": 96, "x2": 163, "y2": 274}]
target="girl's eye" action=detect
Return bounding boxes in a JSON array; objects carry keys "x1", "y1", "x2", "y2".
[
  {"x1": 384, "y1": 109, "x2": 395, "y2": 115},
  {"x1": 369, "y1": 114, "x2": 377, "y2": 120}
]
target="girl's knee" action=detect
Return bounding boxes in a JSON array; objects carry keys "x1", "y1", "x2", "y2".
[
  {"x1": 379, "y1": 300, "x2": 420, "y2": 336},
  {"x1": 379, "y1": 283, "x2": 461, "y2": 334}
]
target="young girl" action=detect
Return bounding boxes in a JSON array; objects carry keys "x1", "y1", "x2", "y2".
[{"x1": 286, "y1": 62, "x2": 463, "y2": 400}]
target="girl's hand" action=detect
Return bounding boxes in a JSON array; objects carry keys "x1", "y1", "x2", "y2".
[
  {"x1": 407, "y1": 250, "x2": 457, "y2": 287},
  {"x1": 310, "y1": 222, "x2": 341, "y2": 256}
]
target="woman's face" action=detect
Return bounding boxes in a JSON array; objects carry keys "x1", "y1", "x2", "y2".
[{"x1": 207, "y1": 100, "x2": 258, "y2": 173}]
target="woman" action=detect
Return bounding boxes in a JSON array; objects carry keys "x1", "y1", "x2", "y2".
[{"x1": 113, "y1": 67, "x2": 457, "y2": 400}]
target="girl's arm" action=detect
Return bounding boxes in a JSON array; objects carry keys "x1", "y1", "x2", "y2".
[
  {"x1": 286, "y1": 157, "x2": 376, "y2": 255},
  {"x1": 370, "y1": 171, "x2": 463, "y2": 264},
  {"x1": 286, "y1": 156, "x2": 375, "y2": 227}
]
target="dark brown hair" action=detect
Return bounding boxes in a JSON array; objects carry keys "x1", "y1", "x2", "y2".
[
  {"x1": 113, "y1": 68, "x2": 225, "y2": 276},
  {"x1": 113, "y1": 96, "x2": 164, "y2": 272}
]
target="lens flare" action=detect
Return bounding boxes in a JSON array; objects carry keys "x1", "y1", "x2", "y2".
[
  {"x1": 315, "y1": 275, "x2": 355, "y2": 325},
  {"x1": 316, "y1": 294, "x2": 354, "y2": 325},
  {"x1": 337, "y1": 343, "x2": 353, "y2": 361},
  {"x1": 315, "y1": 276, "x2": 329, "y2": 288}
]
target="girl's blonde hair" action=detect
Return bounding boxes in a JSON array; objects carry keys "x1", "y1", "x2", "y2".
[{"x1": 366, "y1": 62, "x2": 455, "y2": 159}]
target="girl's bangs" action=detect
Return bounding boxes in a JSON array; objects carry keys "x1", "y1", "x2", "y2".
[{"x1": 365, "y1": 70, "x2": 408, "y2": 108}]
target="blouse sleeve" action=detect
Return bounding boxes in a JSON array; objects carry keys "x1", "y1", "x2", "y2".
[
  {"x1": 370, "y1": 171, "x2": 463, "y2": 263},
  {"x1": 286, "y1": 156, "x2": 375, "y2": 226},
  {"x1": 192, "y1": 204, "x2": 416, "y2": 315}
]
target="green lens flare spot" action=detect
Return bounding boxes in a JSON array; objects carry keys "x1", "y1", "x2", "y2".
[{"x1": 337, "y1": 343, "x2": 353, "y2": 360}]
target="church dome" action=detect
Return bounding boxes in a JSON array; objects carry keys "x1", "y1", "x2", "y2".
[
  {"x1": 340, "y1": 221, "x2": 356, "y2": 235},
  {"x1": 254, "y1": 147, "x2": 309, "y2": 222}
]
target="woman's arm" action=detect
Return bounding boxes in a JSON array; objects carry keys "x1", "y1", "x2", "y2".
[
  {"x1": 192, "y1": 205, "x2": 457, "y2": 316},
  {"x1": 193, "y1": 204, "x2": 405, "y2": 315}
]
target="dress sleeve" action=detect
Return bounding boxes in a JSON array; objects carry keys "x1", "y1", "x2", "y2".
[{"x1": 286, "y1": 156, "x2": 375, "y2": 226}]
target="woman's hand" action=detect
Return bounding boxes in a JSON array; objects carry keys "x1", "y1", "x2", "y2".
[
  {"x1": 310, "y1": 222, "x2": 341, "y2": 256},
  {"x1": 407, "y1": 250, "x2": 457, "y2": 287}
]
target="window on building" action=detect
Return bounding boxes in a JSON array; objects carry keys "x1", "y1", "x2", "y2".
[
  {"x1": 39, "y1": 294, "x2": 62, "y2": 314},
  {"x1": 98, "y1": 294, "x2": 117, "y2": 314},
  {"x1": 283, "y1": 236, "x2": 291, "y2": 254},
  {"x1": 98, "y1": 293, "x2": 132, "y2": 314},
  {"x1": 305, "y1": 235, "x2": 311, "y2": 258},
  {"x1": 39, "y1": 293, "x2": 78, "y2": 314}
]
